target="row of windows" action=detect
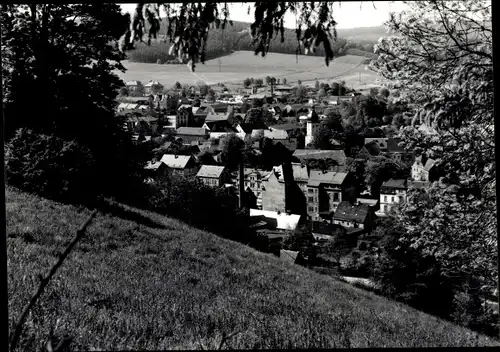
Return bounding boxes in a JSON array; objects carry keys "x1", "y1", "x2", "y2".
[{"x1": 383, "y1": 195, "x2": 403, "y2": 203}]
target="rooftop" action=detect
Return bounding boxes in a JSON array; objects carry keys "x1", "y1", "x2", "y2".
[
  {"x1": 205, "y1": 112, "x2": 230, "y2": 123},
  {"x1": 381, "y1": 179, "x2": 407, "y2": 190},
  {"x1": 176, "y1": 127, "x2": 207, "y2": 136},
  {"x1": 144, "y1": 81, "x2": 163, "y2": 87},
  {"x1": 333, "y1": 201, "x2": 370, "y2": 223},
  {"x1": 196, "y1": 165, "x2": 226, "y2": 179},
  {"x1": 159, "y1": 154, "x2": 194, "y2": 169},
  {"x1": 308, "y1": 170, "x2": 347, "y2": 187}
]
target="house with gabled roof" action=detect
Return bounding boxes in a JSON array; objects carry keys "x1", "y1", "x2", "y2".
[
  {"x1": 205, "y1": 112, "x2": 231, "y2": 123},
  {"x1": 144, "y1": 160, "x2": 168, "y2": 178},
  {"x1": 176, "y1": 104, "x2": 193, "y2": 127},
  {"x1": 175, "y1": 127, "x2": 209, "y2": 144},
  {"x1": 125, "y1": 80, "x2": 143, "y2": 92},
  {"x1": 144, "y1": 80, "x2": 163, "y2": 95},
  {"x1": 236, "y1": 168, "x2": 272, "y2": 209},
  {"x1": 159, "y1": 154, "x2": 199, "y2": 178},
  {"x1": 411, "y1": 155, "x2": 437, "y2": 182},
  {"x1": 196, "y1": 165, "x2": 231, "y2": 187},
  {"x1": 306, "y1": 169, "x2": 351, "y2": 221},
  {"x1": 378, "y1": 179, "x2": 407, "y2": 216},
  {"x1": 333, "y1": 201, "x2": 375, "y2": 232}
]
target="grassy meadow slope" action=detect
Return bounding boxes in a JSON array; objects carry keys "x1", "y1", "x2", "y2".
[
  {"x1": 8, "y1": 186, "x2": 497, "y2": 350},
  {"x1": 117, "y1": 51, "x2": 382, "y2": 90}
]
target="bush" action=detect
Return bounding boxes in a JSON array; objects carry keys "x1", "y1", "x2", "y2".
[
  {"x1": 146, "y1": 177, "x2": 253, "y2": 243},
  {"x1": 5, "y1": 128, "x2": 98, "y2": 204}
]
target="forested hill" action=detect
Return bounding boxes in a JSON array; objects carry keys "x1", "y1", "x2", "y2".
[{"x1": 127, "y1": 20, "x2": 381, "y2": 64}]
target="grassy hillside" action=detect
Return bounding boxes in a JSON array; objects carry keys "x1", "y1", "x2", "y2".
[
  {"x1": 117, "y1": 51, "x2": 382, "y2": 89},
  {"x1": 8, "y1": 186, "x2": 498, "y2": 350}
]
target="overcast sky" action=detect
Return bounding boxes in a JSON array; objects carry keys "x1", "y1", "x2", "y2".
[{"x1": 119, "y1": 2, "x2": 408, "y2": 29}]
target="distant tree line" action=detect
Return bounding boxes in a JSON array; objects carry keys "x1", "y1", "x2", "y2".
[{"x1": 127, "y1": 21, "x2": 377, "y2": 64}]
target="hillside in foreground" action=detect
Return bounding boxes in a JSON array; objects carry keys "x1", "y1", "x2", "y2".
[{"x1": 7, "y1": 186, "x2": 499, "y2": 350}]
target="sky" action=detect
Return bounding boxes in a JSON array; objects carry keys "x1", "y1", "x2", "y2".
[{"x1": 120, "y1": 2, "x2": 408, "y2": 29}]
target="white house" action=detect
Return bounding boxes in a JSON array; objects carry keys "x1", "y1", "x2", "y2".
[
  {"x1": 377, "y1": 179, "x2": 407, "y2": 216},
  {"x1": 411, "y1": 155, "x2": 436, "y2": 182}
]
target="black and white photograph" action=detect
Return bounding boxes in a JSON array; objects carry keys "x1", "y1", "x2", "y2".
[{"x1": 2, "y1": 1, "x2": 498, "y2": 350}]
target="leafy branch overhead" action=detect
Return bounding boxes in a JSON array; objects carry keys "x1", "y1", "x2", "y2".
[{"x1": 120, "y1": 1, "x2": 344, "y2": 71}]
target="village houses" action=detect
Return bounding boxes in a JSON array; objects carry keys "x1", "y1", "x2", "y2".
[
  {"x1": 196, "y1": 165, "x2": 231, "y2": 188},
  {"x1": 377, "y1": 179, "x2": 407, "y2": 216},
  {"x1": 158, "y1": 154, "x2": 199, "y2": 178}
]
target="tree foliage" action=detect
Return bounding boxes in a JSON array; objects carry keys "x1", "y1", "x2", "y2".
[
  {"x1": 1, "y1": 4, "x2": 150, "y2": 202},
  {"x1": 372, "y1": 0, "x2": 496, "y2": 336},
  {"x1": 122, "y1": 2, "x2": 348, "y2": 71},
  {"x1": 219, "y1": 133, "x2": 245, "y2": 170}
]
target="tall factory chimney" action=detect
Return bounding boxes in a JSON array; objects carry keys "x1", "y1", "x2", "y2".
[
  {"x1": 281, "y1": 160, "x2": 293, "y2": 214},
  {"x1": 238, "y1": 162, "x2": 245, "y2": 208}
]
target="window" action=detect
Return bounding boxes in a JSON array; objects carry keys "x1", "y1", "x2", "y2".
[
  {"x1": 384, "y1": 196, "x2": 387, "y2": 202},
  {"x1": 333, "y1": 192, "x2": 339, "y2": 201},
  {"x1": 308, "y1": 206, "x2": 314, "y2": 212},
  {"x1": 391, "y1": 196, "x2": 394, "y2": 202},
  {"x1": 308, "y1": 197, "x2": 314, "y2": 202},
  {"x1": 308, "y1": 189, "x2": 313, "y2": 193},
  {"x1": 250, "y1": 182, "x2": 255, "y2": 188}
]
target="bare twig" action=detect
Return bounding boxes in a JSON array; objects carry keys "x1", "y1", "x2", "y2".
[
  {"x1": 218, "y1": 329, "x2": 242, "y2": 350},
  {"x1": 9, "y1": 209, "x2": 98, "y2": 352}
]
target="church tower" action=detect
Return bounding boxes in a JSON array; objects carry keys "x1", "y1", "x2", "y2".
[{"x1": 305, "y1": 106, "x2": 320, "y2": 147}]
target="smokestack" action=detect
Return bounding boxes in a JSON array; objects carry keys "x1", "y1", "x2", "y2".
[
  {"x1": 238, "y1": 162, "x2": 245, "y2": 209},
  {"x1": 281, "y1": 160, "x2": 293, "y2": 214}
]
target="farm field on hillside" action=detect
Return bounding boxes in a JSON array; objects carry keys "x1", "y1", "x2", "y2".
[
  {"x1": 7, "y1": 187, "x2": 499, "y2": 350},
  {"x1": 116, "y1": 51, "x2": 383, "y2": 90}
]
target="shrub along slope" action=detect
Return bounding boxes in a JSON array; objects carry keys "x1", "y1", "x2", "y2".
[{"x1": 7, "y1": 186, "x2": 499, "y2": 350}]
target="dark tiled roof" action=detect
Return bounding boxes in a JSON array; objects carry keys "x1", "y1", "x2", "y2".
[
  {"x1": 333, "y1": 201, "x2": 370, "y2": 223},
  {"x1": 308, "y1": 170, "x2": 347, "y2": 186},
  {"x1": 381, "y1": 179, "x2": 407, "y2": 189}
]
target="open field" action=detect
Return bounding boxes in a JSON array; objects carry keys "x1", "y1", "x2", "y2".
[
  {"x1": 116, "y1": 51, "x2": 384, "y2": 90},
  {"x1": 7, "y1": 186, "x2": 499, "y2": 350}
]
